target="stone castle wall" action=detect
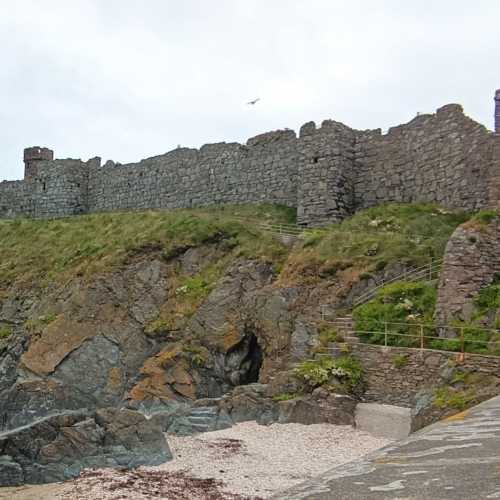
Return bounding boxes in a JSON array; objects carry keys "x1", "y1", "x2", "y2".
[
  {"x1": 297, "y1": 120, "x2": 356, "y2": 225},
  {"x1": 354, "y1": 104, "x2": 495, "y2": 212},
  {"x1": 88, "y1": 130, "x2": 298, "y2": 214},
  {"x1": 1, "y1": 94, "x2": 499, "y2": 226}
]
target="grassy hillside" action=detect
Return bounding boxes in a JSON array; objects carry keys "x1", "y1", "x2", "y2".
[
  {"x1": 288, "y1": 203, "x2": 468, "y2": 277},
  {"x1": 0, "y1": 202, "x2": 470, "y2": 289},
  {"x1": 0, "y1": 204, "x2": 293, "y2": 286},
  {"x1": 309, "y1": 203, "x2": 467, "y2": 266}
]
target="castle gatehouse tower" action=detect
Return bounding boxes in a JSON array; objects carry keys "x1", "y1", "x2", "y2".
[{"x1": 24, "y1": 146, "x2": 54, "y2": 179}]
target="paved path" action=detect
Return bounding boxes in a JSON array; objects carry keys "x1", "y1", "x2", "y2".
[{"x1": 274, "y1": 395, "x2": 500, "y2": 499}]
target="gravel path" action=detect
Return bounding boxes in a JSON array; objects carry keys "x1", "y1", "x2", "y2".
[{"x1": 58, "y1": 422, "x2": 391, "y2": 499}]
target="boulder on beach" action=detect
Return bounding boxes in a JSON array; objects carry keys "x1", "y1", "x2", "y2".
[{"x1": 0, "y1": 407, "x2": 172, "y2": 487}]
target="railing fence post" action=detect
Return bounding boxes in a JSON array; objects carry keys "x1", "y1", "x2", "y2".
[{"x1": 461, "y1": 327, "x2": 465, "y2": 357}]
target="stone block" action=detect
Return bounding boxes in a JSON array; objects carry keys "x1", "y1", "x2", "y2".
[{"x1": 355, "y1": 402, "x2": 412, "y2": 440}]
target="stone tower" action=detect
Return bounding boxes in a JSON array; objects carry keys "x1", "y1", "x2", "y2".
[
  {"x1": 24, "y1": 146, "x2": 54, "y2": 179},
  {"x1": 495, "y1": 90, "x2": 500, "y2": 134}
]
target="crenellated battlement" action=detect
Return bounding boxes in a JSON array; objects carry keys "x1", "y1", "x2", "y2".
[{"x1": 1, "y1": 90, "x2": 499, "y2": 225}]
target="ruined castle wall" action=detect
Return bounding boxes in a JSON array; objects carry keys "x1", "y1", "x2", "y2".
[
  {"x1": 1, "y1": 96, "x2": 499, "y2": 224},
  {"x1": 88, "y1": 131, "x2": 299, "y2": 213},
  {"x1": 296, "y1": 121, "x2": 356, "y2": 226},
  {"x1": 0, "y1": 181, "x2": 30, "y2": 218},
  {"x1": 353, "y1": 104, "x2": 497, "y2": 213},
  {"x1": 29, "y1": 160, "x2": 89, "y2": 218}
]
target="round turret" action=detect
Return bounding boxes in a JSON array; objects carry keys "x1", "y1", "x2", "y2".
[{"x1": 24, "y1": 146, "x2": 54, "y2": 179}]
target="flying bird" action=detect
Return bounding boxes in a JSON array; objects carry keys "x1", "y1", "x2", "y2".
[{"x1": 247, "y1": 98, "x2": 260, "y2": 105}]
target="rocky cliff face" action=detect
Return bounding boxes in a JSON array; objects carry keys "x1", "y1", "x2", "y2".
[
  {"x1": 0, "y1": 237, "x2": 334, "y2": 430},
  {"x1": 1, "y1": 204, "x2": 497, "y2": 441}
]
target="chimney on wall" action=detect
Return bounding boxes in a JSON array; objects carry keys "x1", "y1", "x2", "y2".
[
  {"x1": 495, "y1": 89, "x2": 500, "y2": 134},
  {"x1": 24, "y1": 146, "x2": 54, "y2": 179}
]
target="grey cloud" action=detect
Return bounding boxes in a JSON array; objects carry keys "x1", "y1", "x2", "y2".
[{"x1": 1, "y1": 0, "x2": 499, "y2": 180}]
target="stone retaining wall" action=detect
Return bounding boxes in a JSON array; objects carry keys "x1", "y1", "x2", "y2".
[{"x1": 351, "y1": 343, "x2": 500, "y2": 406}]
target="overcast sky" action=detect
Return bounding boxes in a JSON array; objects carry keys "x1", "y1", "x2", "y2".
[{"x1": 1, "y1": 0, "x2": 499, "y2": 180}]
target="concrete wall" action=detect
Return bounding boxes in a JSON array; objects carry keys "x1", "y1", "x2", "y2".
[{"x1": 1, "y1": 94, "x2": 499, "y2": 225}]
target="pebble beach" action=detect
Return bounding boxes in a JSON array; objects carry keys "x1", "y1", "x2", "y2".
[{"x1": 1, "y1": 422, "x2": 390, "y2": 500}]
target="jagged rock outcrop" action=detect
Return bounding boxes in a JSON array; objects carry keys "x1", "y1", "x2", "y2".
[
  {"x1": 0, "y1": 408, "x2": 171, "y2": 486},
  {"x1": 0, "y1": 237, "x2": 328, "y2": 431},
  {"x1": 0, "y1": 257, "x2": 172, "y2": 430},
  {"x1": 435, "y1": 217, "x2": 500, "y2": 328}
]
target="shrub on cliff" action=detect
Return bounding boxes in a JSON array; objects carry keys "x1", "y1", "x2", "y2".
[
  {"x1": 353, "y1": 281, "x2": 437, "y2": 347},
  {"x1": 293, "y1": 355, "x2": 362, "y2": 392},
  {"x1": 474, "y1": 274, "x2": 500, "y2": 314}
]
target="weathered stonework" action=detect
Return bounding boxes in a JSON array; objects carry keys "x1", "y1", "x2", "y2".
[
  {"x1": 1, "y1": 91, "x2": 500, "y2": 226},
  {"x1": 435, "y1": 218, "x2": 500, "y2": 326},
  {"x1": 495, "y1": 89, "x2": 500, "y2": 134},
  {"x1": 351, "y1": 343, "x2": 500, "y2": 407}
]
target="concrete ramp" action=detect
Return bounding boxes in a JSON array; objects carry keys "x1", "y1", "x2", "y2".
[
  {"x1": 274, "y1": 395, "x2": 500, "y2": 499},
  {"x1": 355, "y1": 403, "x2": 412, "y2": 440}
]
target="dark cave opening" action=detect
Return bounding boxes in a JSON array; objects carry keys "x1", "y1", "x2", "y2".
[
  {"x1": 225, "y1": 332, "x2": 263, "y2": 387},
  {"x1": 239, "y1": 333, "x2": 263, "y2": 385}
]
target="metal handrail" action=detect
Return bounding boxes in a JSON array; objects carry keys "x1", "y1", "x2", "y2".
[
  {"x1": 320, "y1": 259, "x2": 443, "y2": 320},
  {"x1": 352, "y1": 259, "x2": 443, "y2": 307},
  {"x1": 344, "y1": 321, "x2": 500, "y2": 357}
]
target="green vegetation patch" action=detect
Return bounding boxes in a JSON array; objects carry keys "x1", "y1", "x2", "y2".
[
  {"x1": 24, "y1": 313, "x2": 58, "y2": 334},
  {"x1": 300, "y1": 203, "x2": 468, "y2": 271},
  {"x1": 0, "y1": 325, "x2": 12, "y2": 339},
  {"x1": 353, "y1": 281, "x2": 437, "y2": 347},
  {"x1": 474, "y1": 273, "x2": 500, "y2": 314},
  {"x1": 470, "y1": 209, "x2": 498, "y2": 226},
  {"x1": 294, "y1": 355, "x2": 362, "y2": 392},
  {"x1": 433, "y1": 386, "x2": 475, "y2": 411},
  {"x1": 317, "y1": 325, "x2": 343, "y2": 346},
  {"x1": 272, "y1": 392, "x2": 299, "y2": 402},
  {"x1": 0, "y1": 204, "x2": 291, "y2": 286},
  {"x1": 392, "y1": 354, "x2": 409, "y2": 368},
  {"x1": 426, "y1": 274, "x2": 500, "y2": 355}
]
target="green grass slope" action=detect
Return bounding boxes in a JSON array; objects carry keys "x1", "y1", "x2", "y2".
[{"x1": 0, "y1": 204, "x2": 293, "y2": 286}]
